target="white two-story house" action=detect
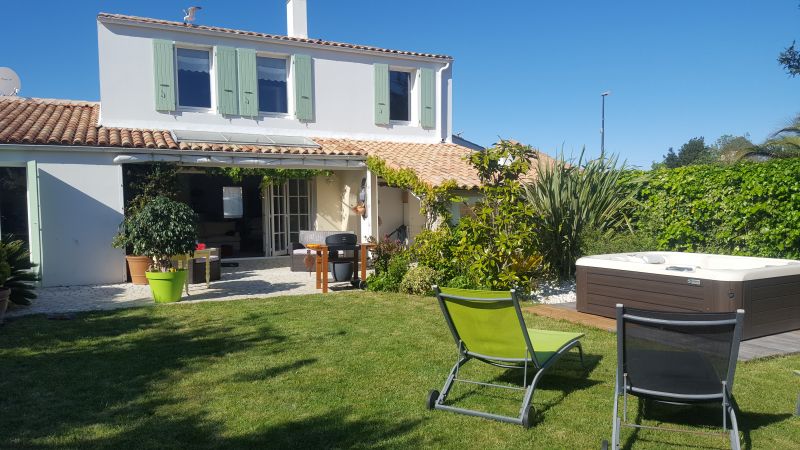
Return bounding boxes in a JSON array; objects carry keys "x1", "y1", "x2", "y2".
[{"x1": 0, "y1": 1, "x2": 486, "y2": 287}]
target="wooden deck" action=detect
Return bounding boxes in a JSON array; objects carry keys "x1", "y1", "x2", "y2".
[
  {"x1": 522, "y1": 302, "x2": 616, "y2": 332},
  {"x1": 523, "y1": 302, "x2": 800, "y2": 361}
]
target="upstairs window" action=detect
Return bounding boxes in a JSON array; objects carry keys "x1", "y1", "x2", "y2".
[
  {"x1": 176, "y1": 48, "x2": 211, "y2": 108},
  {"x1": 389, "y1": 70, "x2": 410, "y2": 122},
  {"x1": 257, "y1": 56, "x2": 288, "y2": 114}
]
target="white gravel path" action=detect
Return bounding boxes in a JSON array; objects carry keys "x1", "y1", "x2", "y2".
[{"x1": 532, "y1": 279, "x2": 576, "y2": 304}]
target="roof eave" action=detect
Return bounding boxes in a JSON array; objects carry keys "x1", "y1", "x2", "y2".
[
  {"x1": 97, "y1": 14, "x2": 454, "y2": 63},
  {"x1": 0, "y1": 143, "x2": 367, "y2": 161}
]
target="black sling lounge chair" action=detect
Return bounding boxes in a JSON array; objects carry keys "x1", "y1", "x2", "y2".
[{"x1": 605, "y1": 304, "x2": 745, "y2": 450}]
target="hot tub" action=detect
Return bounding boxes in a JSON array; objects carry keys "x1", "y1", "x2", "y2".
[{"x1": 576, "y1": 252, "x2": 800, "y2": 339}]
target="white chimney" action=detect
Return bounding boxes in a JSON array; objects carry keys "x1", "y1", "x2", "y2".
[{"x1": 286, "y1": 0, "x2": 308, "y2": 38}]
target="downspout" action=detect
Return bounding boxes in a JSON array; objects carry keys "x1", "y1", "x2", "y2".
[{"x1": 438, "y1": 60, "x2": 452, "y2": 143}]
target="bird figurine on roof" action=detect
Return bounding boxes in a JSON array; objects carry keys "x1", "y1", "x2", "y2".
[{"x1": 183, "y1": 6, "x2": 202, "y2": 25}]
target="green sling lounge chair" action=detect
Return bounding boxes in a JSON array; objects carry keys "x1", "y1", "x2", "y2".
[{"x1": 426, "y1": 286, "x2": 586, "y2": 428}]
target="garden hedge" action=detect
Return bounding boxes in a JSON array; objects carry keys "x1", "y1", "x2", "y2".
[{"x1": 633, "y1": 159, "x2": 800, "y2": 259}]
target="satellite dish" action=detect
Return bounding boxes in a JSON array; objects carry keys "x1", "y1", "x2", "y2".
[{"x1": 0, "y1": 68, "x2": 21, "y2": 96}]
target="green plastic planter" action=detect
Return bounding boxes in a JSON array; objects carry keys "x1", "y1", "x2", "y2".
[{"x1": 145, "y1": 270, "x2": 187, "y2": 303}]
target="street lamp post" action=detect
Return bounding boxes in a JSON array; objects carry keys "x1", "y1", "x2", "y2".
[{"x1": 601, "y1": 91, "x2": 611, "y2": 159}]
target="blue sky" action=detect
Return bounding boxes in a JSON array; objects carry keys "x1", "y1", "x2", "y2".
[{"x1": 2, "y1": 1, "x2": 799, "y2": 168}]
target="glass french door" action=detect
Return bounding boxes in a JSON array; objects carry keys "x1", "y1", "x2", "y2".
[{"x1": 267, "y1": 179, "x2": 311, "y2": 256}]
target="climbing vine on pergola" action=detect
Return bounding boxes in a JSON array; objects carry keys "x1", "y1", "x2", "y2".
[{"x1": 366, "y1": 156, "x2": 461, "y2": 229}]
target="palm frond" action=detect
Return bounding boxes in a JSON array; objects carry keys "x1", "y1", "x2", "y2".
[{"x1": 0, "y1": 236, "x2": 38, "y2": 305}]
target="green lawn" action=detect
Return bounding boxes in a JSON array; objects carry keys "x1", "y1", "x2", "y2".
[{"x1": 0, "y1": 292, "x2": 797, "y2": 449}]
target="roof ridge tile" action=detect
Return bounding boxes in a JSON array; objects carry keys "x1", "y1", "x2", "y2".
[{"x1": 96, "y1": 12, "x2": 452, "y2": 61}]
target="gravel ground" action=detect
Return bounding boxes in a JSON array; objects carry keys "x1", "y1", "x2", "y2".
[
  {"x1": 3, "y1": 258, "x2": 338, "y2": 318},
  {"x1": 532, "y1": 279, "x2": 576, "y2": 304}
]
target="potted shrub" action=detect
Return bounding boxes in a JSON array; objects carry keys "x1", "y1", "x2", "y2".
[
  {"x1": 114, "y1": 163, "x2": 180, "y2": 285},
  {"x1": 121, "y1": 196, "x2": 198, "y2": 303},
  {"x1": 113, "y1": 223, "x2": 150, "y2": 285}
]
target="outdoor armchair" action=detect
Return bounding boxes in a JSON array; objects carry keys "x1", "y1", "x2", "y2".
[
  {"x1": 427, "y1": 286, "x2": 586, "y2": 428},
  {"x1": 605, "y1": 304, "x2": 745, "y2": 450}
]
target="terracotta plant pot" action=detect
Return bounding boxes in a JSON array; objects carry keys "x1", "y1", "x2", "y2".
[
  {"x1": 145, "y1": 270, "x2": 187, "y2": 303},
  {"x1": 126, "y1": 255, "x2": 151, "y2": 285},
  {"x1": 0, "y1": 287, "x2": 10, "y2": 325}
]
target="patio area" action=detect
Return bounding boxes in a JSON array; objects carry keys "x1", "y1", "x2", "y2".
[{"x1": 5, "y1": 257, "x2": 356, "y2": 318}]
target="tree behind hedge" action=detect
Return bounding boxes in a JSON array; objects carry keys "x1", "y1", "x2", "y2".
[{"x1": 634, "y1": 159, "x2": 800, "y2": 258}]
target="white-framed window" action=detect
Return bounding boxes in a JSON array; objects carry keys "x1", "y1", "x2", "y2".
[
  {"x1": 0, "y1": 166, "x2": 30, "y2": 247},
  {"x1": 257, "y1": 55, "x2": 289, "y2": 115},
  {"x1": 176, "y1": 46, "x2": 213, "y2": 110},
  {"x1": 385, "y1": 66, "x2": 420, "y2": 125},
  {"x1": 389, "y1": 69, "x2": 412, "y2": 122},
  {"x1": 222, "y1": 186, "x2": 244, "y2": 219}
]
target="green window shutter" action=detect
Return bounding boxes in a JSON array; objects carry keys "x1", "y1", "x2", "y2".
[
  {"x1": 374, "y1": 63, "x2": 389, "y2": 125},
  {"x1": 152, "y1": 39, "x2": 176, "y2": 111},
  {"x1": 237, "y1": 48, "x2": 258, "y2": 117},
  {"x1": 293, "y1": 54, "x2": 313, "y2": 121},
  {"x1": 26, "y1": 160, "x2": 43, "y2": 283},
  {"x1": 216, "y1": 46, "x2": 238, "y2": 115},
  {"x1": 420, "y1": 68, "x2": 436, "y2": 129}
]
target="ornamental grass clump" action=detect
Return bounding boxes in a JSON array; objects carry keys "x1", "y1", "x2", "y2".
[
  {"x1": 523, "y1": 152, "x2": 639, "y2": 279},
  {"x1": 114, "y1": 196, "x2": 198, "y2": 272}
]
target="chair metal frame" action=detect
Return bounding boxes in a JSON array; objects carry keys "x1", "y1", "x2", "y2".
[
  {"x1": 429, "y1": 286, "x2": 585, "y2": 427},
  {"x1": 609, "y1": 303, "x2": 745, "y2": 450}
]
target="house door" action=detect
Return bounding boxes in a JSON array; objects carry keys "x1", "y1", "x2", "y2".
[
  {"x1": 269, "y1": 183, "x2": 289, "y2": 256},
  {"x1": 266, "y1": 179, "x2": 311, "y2": 257},
  {"x1": 0, "y1": 163, "x2": 41, "y2": 281}
]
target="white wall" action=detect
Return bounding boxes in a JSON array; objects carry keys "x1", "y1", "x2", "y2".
[
  {"x1": 97, "y1": 19, "x2": 452, "y2": 143},
  {"x1": 405, "y1": 195, "x2": 427, "y2": 243},
  {"x1": 0, "y1": 149, "x2": 126, "y2": 287},
  {"x1": 377, "y1": 186, "x2": 405, "y2": 240},
  {"x1": 339, "y1": 171, "x2": 364, "y2": 237},
  {"x1": 312, "y1": 170, "x2": 362, "y2": 236}
]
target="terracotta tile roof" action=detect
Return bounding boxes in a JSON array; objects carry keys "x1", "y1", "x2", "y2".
[
  {"x1": 97, "y1": 13, "x2": 453, "y2": 61},
  {"x1": 359, "y1": 140, "x2": 481, "y2": 188},
  {"x1": 0, "y1": 97, "x2": 361, "y2": 156},
  {"x1": 359, "y1": 139, "x2": 555, "y2": 189},
  {"x1": 0, "y1": 96, "x2": 551, "y2": 189},
  {"x1": 0, "y1": 97, "x2": 177, "y2": 149}
]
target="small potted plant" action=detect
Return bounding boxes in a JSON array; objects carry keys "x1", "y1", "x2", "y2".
[
  {"x1": 120, "y1": 196, "x2": 198, "y2": 303},
  {"x1": 352, "y1": 202, "x2": 367, "y2": 217}
]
